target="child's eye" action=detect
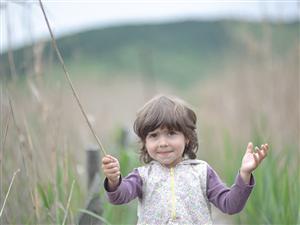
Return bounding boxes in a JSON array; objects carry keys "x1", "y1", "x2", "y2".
[
  {"x1": 168, "y1": 131, "x2": 177, "y2": 136},
  {"x1": 148, "y1": 133, "x2": 157, "y2": 138}
]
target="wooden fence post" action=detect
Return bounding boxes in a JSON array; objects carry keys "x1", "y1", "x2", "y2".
[{"x1": 78, "y1": 146, "x2": 103, "y2": 225}]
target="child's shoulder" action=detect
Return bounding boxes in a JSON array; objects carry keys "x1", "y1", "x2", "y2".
[{"x1": 135, "y1": 161, "x2": 159, "y2": 179}]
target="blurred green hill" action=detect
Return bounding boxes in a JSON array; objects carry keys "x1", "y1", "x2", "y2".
[{"x1": 0, "y1": 20, "x2": 298, "y2": 87}]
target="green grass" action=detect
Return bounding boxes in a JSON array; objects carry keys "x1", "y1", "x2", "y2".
[
  {"x1": 222, "y1": 130, "x2": 300, "y2": 224},
  {"x1": 1, "y1": 125, "x2": 298, "y2": 224},
  {"x1": 36, "y1": 160, "x2": 84, "y2": 224}
]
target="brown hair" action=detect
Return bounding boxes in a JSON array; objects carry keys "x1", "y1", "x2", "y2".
[{"x1": 133, "y1": 95, "x2": 198, "y2": 164}]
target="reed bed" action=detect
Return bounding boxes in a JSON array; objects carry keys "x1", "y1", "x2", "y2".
[{"x1": 0, "y1": 30, "x2": 299, "y2": 224}]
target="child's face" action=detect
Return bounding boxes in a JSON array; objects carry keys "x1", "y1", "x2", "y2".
[{"x1": 145, "y1": 127, "x2": 187, "y2": 168}]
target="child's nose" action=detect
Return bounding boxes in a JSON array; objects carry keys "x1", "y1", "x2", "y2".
[{"x1": 158, "y1": 136, "x2": 169, "y2": 147}]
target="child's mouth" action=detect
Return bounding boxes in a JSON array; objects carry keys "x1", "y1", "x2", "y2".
[{"x1": 157, "y1": 151, "x2": 173, "y2": 155}]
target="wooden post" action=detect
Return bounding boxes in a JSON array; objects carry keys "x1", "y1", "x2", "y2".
[
  {"x1": 87, "y1": 147, "x2": 100, "y2": 189},
  {"x1": 78, "y1": 146, "x2": 103, "y2": 225}
]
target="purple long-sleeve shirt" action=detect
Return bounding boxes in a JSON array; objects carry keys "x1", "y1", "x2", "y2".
[{"x1": 104, "y1": 164, "x2": 255, "y2": 214}]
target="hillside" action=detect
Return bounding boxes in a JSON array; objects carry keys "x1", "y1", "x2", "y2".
[{"x1": 0, "y1": 20, "x2": 298, "y2": 87}]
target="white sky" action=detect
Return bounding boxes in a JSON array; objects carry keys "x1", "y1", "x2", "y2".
[{"x1": 0, "y1": 0, "x2": 299, "y2": 53}]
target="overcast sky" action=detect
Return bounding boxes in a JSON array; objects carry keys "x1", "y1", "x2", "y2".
[{"x1": 0, "y1": 0, "x2": 299, "y2": 53}]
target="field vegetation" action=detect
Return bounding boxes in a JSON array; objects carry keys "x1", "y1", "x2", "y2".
[{"x1": 0, "y1": 20, "x2": 299, "y2": 224}]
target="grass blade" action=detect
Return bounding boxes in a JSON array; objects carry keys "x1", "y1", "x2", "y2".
[
  {"x1": 78, "y1": 208, "x2": 112, "y2": 225},
  {"x1": 62, "y1": 179, "x2": 75, "y2": 225},
  {"x1": 0, "y1": 169, "x2": 20, "y2": 217}
]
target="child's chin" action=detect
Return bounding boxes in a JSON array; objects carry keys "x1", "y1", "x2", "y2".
[{"x1": 158, "y1": 159, "x2": 175, "y2": 167}]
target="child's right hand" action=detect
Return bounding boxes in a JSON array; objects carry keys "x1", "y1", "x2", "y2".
[{"x1": 102, "y1": 155, "x2": 121, "y2": 190}]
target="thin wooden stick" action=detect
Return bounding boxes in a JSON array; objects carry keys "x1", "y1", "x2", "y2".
[
  {"x1": 0, "y1": 169, "x2": 20, "y2": 218},
  {"x1": 62, "y1": 179, "x2": 75, "y2": 225},
  {"x1": 38, "y1": 0, "x2": 107, "y2": 156}
]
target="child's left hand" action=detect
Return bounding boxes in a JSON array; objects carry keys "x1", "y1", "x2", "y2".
[{"x1": 240, "y1": 142, "x2": 269, "y2": 174}]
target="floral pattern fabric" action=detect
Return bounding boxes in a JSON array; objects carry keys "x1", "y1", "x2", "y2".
[{"x1": 137, "y1": 160, "x2": 213, "y2": 225}]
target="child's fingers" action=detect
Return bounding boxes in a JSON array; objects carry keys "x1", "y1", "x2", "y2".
[
  {"x1": 254, "y1": 144, "x2": 269, "y2": 162},
  {"x1": 261, "y1": 144, "x2": 269, "y2": 157},
  {"x1": 256, "y1": 146, "x2": 264, "y2": 159},
  {"x1": 101, "y1": 155, "x2": 120, "y2": 180},
  {"x1": 105, "y1": 168, "x2": 120, "y2": 177},
  {"x1": 102, "y1": 155, "x2": 119, "y2": 164},
  {"x1": 107, "y1": 155, "x2": 119, "y2": 162},
  {"x1": 246, "y1": 142, "x2": 254, "y2": 153},
  {"x1": 263, "y1": 143, "x2": 269, "y2": 152},
  {"x1": 105, "y1": 162, "x2": 119, "y2": 169},
  {"x1": 102, "y1": 160, "x2": 120, "y2": 173},
  {"x1": 252, "y1": 151, "x2": 259, "y2": 164},
  {"x1": 102, "y1": 156, "x2": 112, "y2": 164},
  {"x1": 102, "y1": 161, "x2": 119, "y2": 172},
  {"x1": 103, "y1": 164, "x2": 120, "y2": 173}
]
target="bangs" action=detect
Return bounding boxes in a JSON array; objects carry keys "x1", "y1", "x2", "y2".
[{"x1": 143, "y1": 105, "x2": 183, "y2": 135}]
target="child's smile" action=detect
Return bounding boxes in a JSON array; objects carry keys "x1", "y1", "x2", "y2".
[{"x1": 145, "y1": 127, "x2": 187, "y2": 168}]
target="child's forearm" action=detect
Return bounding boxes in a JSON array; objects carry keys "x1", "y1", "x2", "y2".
[{"x1": 239, "y1": 170, "x2": 251, "y2": 184}]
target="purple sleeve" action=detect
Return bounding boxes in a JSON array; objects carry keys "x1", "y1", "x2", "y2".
[
  {"x1": 104, "y1": 168, "x2": 143, "y2": 205},
  {"x1": 206, "y1": 165, "x2": 255, "y2": 214}
]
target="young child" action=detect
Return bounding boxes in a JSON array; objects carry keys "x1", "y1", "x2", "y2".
[{"x1": 102, "y1": 95, "x2": 269, "y2": 224}]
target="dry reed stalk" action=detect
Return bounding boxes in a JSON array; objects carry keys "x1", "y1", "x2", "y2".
[
  {"x1": 51, "y1": 135, "x2": 69, "y2": 223},
  {"x1": 62, "y1": 180, "x2": 75, "y2": 225},
  {"x1": 47, "y1": 211, "x2": 56, "y2": 223},
  {"x1": 7, "y1": 97, "x2": 39, "y2": 220},
  {"x1": 51, "y1": 144, "x2": 58, "y2": 223},
  {"x1": 50, "y1": 84, "x2": 64, "y2": 195},
  {"x1": 50, "y1": 131, "x2": 58, "y2": 223},
  {"x1": 23, "y1": 117, "x2": 40, "y2": 222},
  {"x1": 4, "y1": 95, "x2": 37, "y2": 220},
  {"x1": 0, "y1": 87, "x2": 8, "y2": 225},
  {"x1": 0, "y1": 169, "x2": 20, "y2": 218},
  {"x1": 63, "y1": 146, "x2": 69, "y2": 195},
  {"x1": 27, "y1": 79, "x2": 42, "y2": 104},
  {"x1": 38, "y1": 0, "x2": 107, "y2": 156},
  {"x1": 33, "y1": 41, "x2": 46, "y2": 80},
  {"x1": 8, "y1": 98, "x2": 29, "y2": 176},
  {"x1": 69, "y1": 209, "x2": 75, "y2": 225},
  {"x1": 1, "y1": 114, "x2": 10, "y2": 163},
  {"x1": 28, "y1": 78, "x2": 51, "y2": 123},
  {"x1": 0, "y1": 114, "x2": 10, "y2": 223}
]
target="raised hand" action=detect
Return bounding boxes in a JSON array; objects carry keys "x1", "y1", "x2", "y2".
[
  {"x1": 102, "y1": 155, "x2": 121, "y2": 191},
  {"x1": 240, "y1": 142, "x2": 269, "y2": 184}
]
